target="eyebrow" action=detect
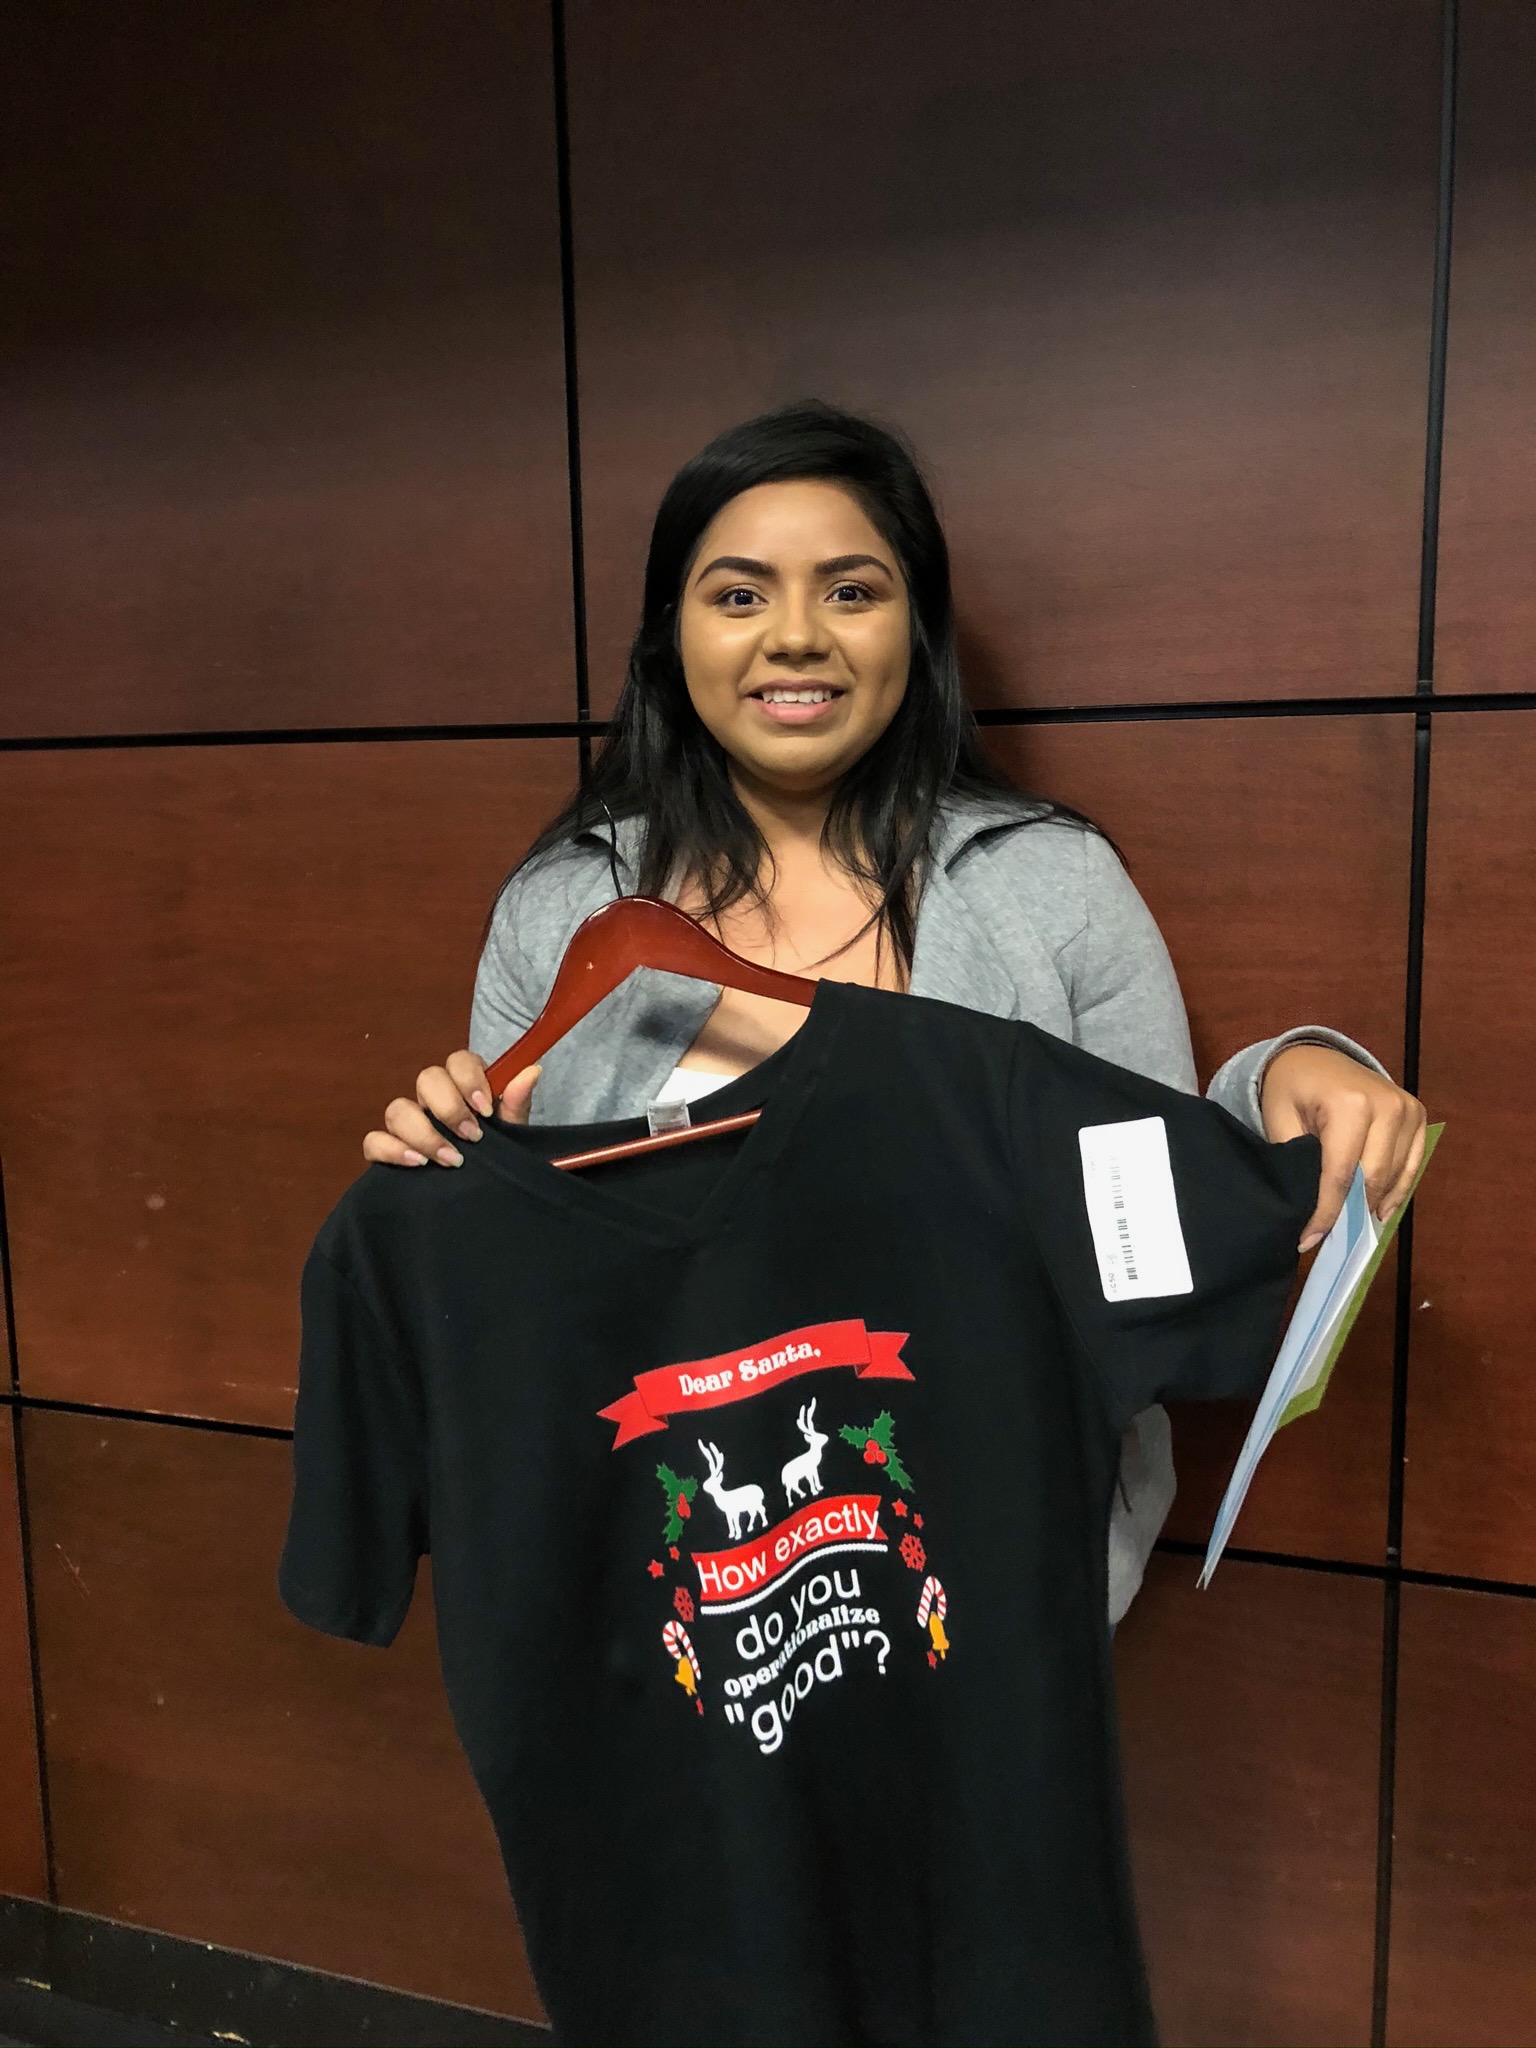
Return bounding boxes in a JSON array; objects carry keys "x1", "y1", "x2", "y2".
[{"x1": 693, "y1": 551, "x2": 896, "y2": 584}]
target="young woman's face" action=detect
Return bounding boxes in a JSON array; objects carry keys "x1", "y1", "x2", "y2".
[{"x1": 677, "y1": 479, "x2": 911, "y2": 797}]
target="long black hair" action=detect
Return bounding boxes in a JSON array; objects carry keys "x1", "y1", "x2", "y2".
[{"x1": 516, "y1": 401, "x2": 1090, "y2": 974}]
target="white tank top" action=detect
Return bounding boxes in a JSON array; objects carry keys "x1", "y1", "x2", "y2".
[{"x1": 648, "y1": 1066, "x2": 734, "y2": 1109}]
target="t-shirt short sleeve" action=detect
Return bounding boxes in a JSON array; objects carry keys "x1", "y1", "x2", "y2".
[
  {"x1": 1009, "y1": 1027, "x2": 1322, "y2": 1433},
  {"x1": 278, "y1": 1244, "x2": 428, "y2": 1648}
]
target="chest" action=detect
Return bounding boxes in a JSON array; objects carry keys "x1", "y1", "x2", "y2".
[{"x1": 678, "y1": 871, "x2": 904, "y2": 1074}]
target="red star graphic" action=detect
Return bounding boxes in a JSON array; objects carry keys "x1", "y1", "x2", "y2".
[
  {"x1": 647, "y1": 1559, "x2": 665, "y2": 1578},
  {"x1": 892, "y1": 1499, "x2": 908, "y2": 1517},
  {"x1": 914, "y1": 1514, "x2": 924, "y2": 1528},
  {"x1": 669, "y1": 1545, "x2": 680, "y2": 1559},
  {"x1": 926, "y1": 1650, "x2": 938, "y2": 1668},
  {"x1": 695, "y1": 1698, "x2": 704, "y2": 1715}
]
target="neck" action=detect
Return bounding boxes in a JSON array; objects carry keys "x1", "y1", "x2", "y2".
[{"x1": 728, "y1": 767, "x2": 838, "y2": 866}]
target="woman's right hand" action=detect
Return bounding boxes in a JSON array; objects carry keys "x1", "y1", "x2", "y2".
[{"x1": 362, "y1": 1053, "x2": 541, "y2": 1168}]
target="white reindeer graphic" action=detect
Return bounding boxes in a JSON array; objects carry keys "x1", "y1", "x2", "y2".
[
  {"x1": 780, "y1": 1399, "x2": 829, "y2": 1504},
  {"x1": 699, "y1": 1441, "x2": 768, "y2": 1542}
]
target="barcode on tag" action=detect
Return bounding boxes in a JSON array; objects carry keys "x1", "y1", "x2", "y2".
[{"x1": 1078, "y1": 1117, "x2": 1194, "y2": 1303}]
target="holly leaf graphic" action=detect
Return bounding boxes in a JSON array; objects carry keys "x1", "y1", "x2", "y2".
[
  {"x1": 839, "y1": 1411, "x2": 914, "y2": 1492},
  {"x1": 656, "y1": 1462, "x2": 699, "y2": 1548}
]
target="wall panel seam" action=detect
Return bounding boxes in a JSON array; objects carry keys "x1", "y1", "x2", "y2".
[
  {"x1": 549, "y1": 0, "x2": 591, "y2": 776},
  {"x1": 1373, "y1": 0, "x2": 1459, "y2": 2033},
  {"x1": 1415, "y1": 0, "x2": 1461, "y2": 693},
  {"x1": 1, "y1": 1159, "x2": 57, "y2": 1900},
  {"x1": 3, "y1": 694, "x2": 1536, "y2": 759}
]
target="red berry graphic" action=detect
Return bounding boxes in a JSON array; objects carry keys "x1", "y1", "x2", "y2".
[
  {"x1": 863, "y1": 1438, "x2": 887, "y2": 1465},
  {"x1": 677, "y1": 1493, "x2": 691, "y2": 1519}
]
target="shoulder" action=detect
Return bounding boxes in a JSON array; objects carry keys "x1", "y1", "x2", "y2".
[
  {"x1": 834, "y1": 986, "x2": 1023, "y2": 1129},
  {"x1": 311, "y1": 1154, "x2": 497, "y2": 1294},
  {"x1": 484, "y1": 835, "x2": 616, "y2": 965},
  {"x1": 936, "y1": 795, "x2": 1134, "y2": 948}
]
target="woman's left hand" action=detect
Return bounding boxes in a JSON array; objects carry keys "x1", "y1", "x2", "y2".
[{"x1": 1260, "y1": 1043, "x2": 1428, "y2": 1252}]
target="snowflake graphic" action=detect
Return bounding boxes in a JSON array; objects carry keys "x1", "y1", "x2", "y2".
[
  {"x1": 899, "y1": 1533, "x2": 927, "y2": 1573},
  {"x1": 673, "y1": 1585, "x2": 695, "y2": 1623}
]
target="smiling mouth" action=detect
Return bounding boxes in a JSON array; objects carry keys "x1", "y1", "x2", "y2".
[{"x1": 749, "y1": 686, "x2": 844, "y2": 706}]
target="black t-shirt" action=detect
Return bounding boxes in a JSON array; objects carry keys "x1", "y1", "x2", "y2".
[{"x1": 280, "y1": 984, "x2": 1318, "y2": 2048}]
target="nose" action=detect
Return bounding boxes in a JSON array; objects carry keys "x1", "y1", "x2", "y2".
[{"x1": 762, "y1": 582, "x2": 830, "y2": 664}]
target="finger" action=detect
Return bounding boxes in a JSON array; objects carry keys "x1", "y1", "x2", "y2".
[
  {"x1": 446, "y1": 1049, "x2": 494, "y2": 1127},
  {"x1": 1298, "y1": 1097, "x2": 1372, "y2": 1251},
  {"x1": 416, "y1": 1063, "x2": 479, "y2": 1144},
  {"x1": 1363, "y1": 1100, "x2": 1417, "y2": 1217},
  {"x1": 1357, "y1": 1102, "x2": 1409, "y2": 1217},
  {"x1": 494, "y1": 1063, "x2": 541, "y2": 1127},
  {"x1": 363, "y1": 1129, "x2": 430, "y2": 1168},
  {"x1": 385, "y1": 1096, "x2": 462, "y2": 1168},
  {"x1": 1377, "y1": 1106, "x2": 1429, "y2": 1222}
]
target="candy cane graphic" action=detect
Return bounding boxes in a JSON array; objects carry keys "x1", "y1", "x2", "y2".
[
  {"x1": 662, "y1": 1619, "x2": 703, "y2": 1705},
  {"x1": 916, "y1": 1575, "x2": 949, "y2": 1660}
]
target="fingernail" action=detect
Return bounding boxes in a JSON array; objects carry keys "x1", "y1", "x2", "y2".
[
  {"x1": 1299, "y1": 1231, "x2": 1324, "y2": 1253},
  {"x1": 470, "y1": 1090, "x2": 492, "y2": 1115},
  {"x1": 1378, "y1": 1201, "x2": 1397, "y2": 1223},
  {"x1": 455, "y1": 1118, "x2": 480, "y2": 1140},
  {"x1": 435, "y1": 1145, "x2": 462, "y2": 1168},
  {"x1": 401, "y1": 1150, "x2": 427, "y2": 1167}
]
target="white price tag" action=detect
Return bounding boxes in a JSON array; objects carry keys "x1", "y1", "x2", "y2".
[{"x1": 1078, "y1": 1117, "x2": 1193, "y2": 1303}]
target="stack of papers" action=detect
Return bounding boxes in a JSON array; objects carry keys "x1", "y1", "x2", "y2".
[{"x1": 1200, "y1": 1123, "x2": 1443, "y2": 1586}]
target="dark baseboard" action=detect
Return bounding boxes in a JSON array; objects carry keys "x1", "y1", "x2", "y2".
[{"x1": 0, "y1": 1897, "x2": 549, "y2": 2048}]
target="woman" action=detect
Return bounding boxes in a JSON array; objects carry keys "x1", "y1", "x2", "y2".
[{"x1": 364, "y1": 402, "x2": 1427, "y2": 1620}]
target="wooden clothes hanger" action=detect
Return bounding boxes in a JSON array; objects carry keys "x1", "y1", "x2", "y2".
[{"x1": 483, "y1": 896, "x2": 817, "y2": 1171}]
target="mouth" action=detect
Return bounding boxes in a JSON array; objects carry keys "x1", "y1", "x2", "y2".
[{"x1": 746, "y1": 684, "x2": 846, "y2": 727}]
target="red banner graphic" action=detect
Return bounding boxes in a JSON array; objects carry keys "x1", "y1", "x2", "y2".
[
  {"x1": 694, "y1": 1493, "x2": 887, "y2": 1608},
  {"x1": 598, "y1": 1319, "x2": 911, "y2": 1448}
]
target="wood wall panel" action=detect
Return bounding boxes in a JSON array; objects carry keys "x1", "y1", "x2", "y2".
[
  {"x1": 0, "y1": 2, "x2": 572, "y2": 736},
  {"x1": 1407, "y1": 712, "x2": 1536, "y2": 1579},
  {"x1": 0, "y1": 1410, "x2": 48, "y2": 1901},
  {"x1": 1116, "y1": 1554, "x2": 1380, "y2": 2046},
  {"x1": 1387, "y1": 1585, "x2": 1536, "y2": 2045},
  {"x1": 1435, "y1": 0, "x2": 1536, "y2": 692},
  {"x1": 569, "y1": 0, "x2": 1439, "y2": 715},
  {"x1": 989, "y1": 715, "x2": 1412, "y2": 1563},
  {"x1": 0, "y1": 739, "x2": 576, "y2": 1427},
  {"x1": 24, "y1": 1408, "x2": 539, "y2": 2019}
]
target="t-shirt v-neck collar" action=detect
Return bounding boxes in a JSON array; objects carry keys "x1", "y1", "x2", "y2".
[{"x1": 464, "y1": 979, "x2": 846, "y2": 1250}]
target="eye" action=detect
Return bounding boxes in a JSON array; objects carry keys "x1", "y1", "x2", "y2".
[
  {"x1": 828, "y1": 581, "x2": 873, "y2": 604},
  {"x1": 714, "y1": 585, "x2": 763, "y2": 610}
]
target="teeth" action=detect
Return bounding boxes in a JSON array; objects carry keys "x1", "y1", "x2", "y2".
[{"x1": 759, "y1": 688, "x2": 836, "y2": 705}]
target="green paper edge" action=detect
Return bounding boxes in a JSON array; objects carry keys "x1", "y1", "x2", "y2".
[{"x1": 1276, "y1": 1122, "x2": 1444, "y2": 1429}]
